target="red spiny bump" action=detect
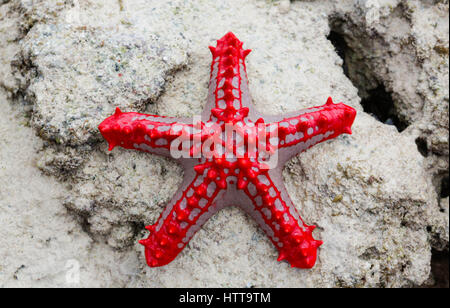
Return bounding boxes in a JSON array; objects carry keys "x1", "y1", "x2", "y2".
[
  {"x1": 177, "y1": 209, "x2": 189, "y2": 221},
  {"x1": 300, "y1": 240, "x2": 310, "y2": 251},
  {"x1": 220, "y1": 32, "x2": 236, "y2": 42},
  {"x1": 255, "y1": 118, "x2": 265, "y2": 125},
  {"x1": 223, "y1": 80, "x2": 233, "y2": 91},
  {"x1": 154, "y1": 249, "x2": 164, "y2": 259},
  {"x1": 345, "y1": 106, "x2": 357, "y2": 122},
  {"x1": 228, "y1": 37, "x2": 238, "y2": 47},
  {"x1": 326, "y1": 97, "x2": 334, "y2": 105},
  {"x1": 293, "y1": 234, "x2": 303, "y2": 244},
  {"x1": 237, "y1": 177, "x2": 248, "y2": 189},
  {"x1": 277, "y1": 252, "x2": 287, "y2": 261},
  {"x1": 290, "y1": 125, "x2": 299, "y2": 134},
  {"x1": 195, "y1": 183, "x2": 207, "y2": 197},
  {"x1": 311, "y1": 240, "x2": 322, "y2": 248},
  {"x1": 150, "y1": 259, "x2": 159, "y2": 267},
  {"x1": 223, "y1": 67, "x2": 235, "y2": 78},
  {"x1": 136, "y1": 123, "x2": 146, "y2": 133},
  {"x1": 159, "y1": 235, "x2": 169, "y2": 247},
  {"x1": 225, "y1": 111, "x2": 235, "y2": 122},
  {"x1": 246, "y1": 169, "x2": 256, "y2": 179},
  {"x1": 343, "y1": 127, "x2": 352, "y2": 134},
  {"x1": 145, "y1": 225, "x2": 155, "y2": 232},
  {"x1": 223, "y1": 56, "x2": 235, "y2": 67},
  {"x1": 297, "y1": 120, "x2": 308, "y2": 131},
  {"x1": 263, "y1": 194, "x2": 273, "y2": 206},
  {"x1": 225, "y1": 46, "x2": 236, "y2": 56},
  {"x1": 217, "y1": 178, "x2": 227, "y2": 189},
  {"x1": 278, "y1": 126, "x2": 288, "y2": 138},
  {"x1": 282, "y1": 223, "x2": 293, "y2": 234},
  {"x1": 167, "y1": 224, "x2": 178, "y2": 235},
  {"x1": 139, "y1": 239, "x2": 149, "y2": 246},
  {"x1": 207, "y1": 168, "x2": 218, "y2": 179},
  {"x1": 299, "y1": 245, "x2": 309, "y2": 257},
  {"x1": 211, "y1": 108, "x2": 222, "y2": 118},
  {"x1": 150, "y1": 130, "x2": 159, "y2": 139},
  {"x1": 257, "y1": 183, "x2": 268, "y2": 193},
  {"x1": 188, "y1": 196, "x2": 198, "y2": 207},
  {"x1": 209, "y1": 46, "x2": 216, "y2": 57},
  {"x1": 341, "y1": 106, "x2": 356, "y2": 134},
  {"x1": 224, "y1": 89, "x2": 234, "y2": 101},
  {"x1": 100, "y1": 124, "x2": 111, "y2": 134},
  {"x1": 242, "y1": 49, "x2": 251, "y2": 58},
  {"x1": 123, "y1": 126, "x2": 132, "y2": 135},
  {"x1": 318, "y1": 115, "x2": 328, "y2": 128},
  {"x1": 238, "y1": 158, "x2": 250, "y2": 168},
  {"x1": 275, "y1": 210, "x2": 283, "y2": 221},
  {"x1": 194, "y1": 164, "x2": 208, "y2": 174},
  {"x1": 239, "y1": 107, "x2": 249, "y2": 118}
]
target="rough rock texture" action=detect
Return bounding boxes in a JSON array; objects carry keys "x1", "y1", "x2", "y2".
[
  {"x1": 0, "y1": 0, "x2": 448, "y2": 287},
  {"x1": 0, "y1": 89, "x2": 137, "y2": 287},
  {"x1": 328, "y1": 0, "x2": 449, "y2": 252},
  {"x1": 14, "y1": 24, "x2": 188, "y2": 146}
]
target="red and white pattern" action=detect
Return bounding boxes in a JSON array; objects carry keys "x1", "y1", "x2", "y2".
[{"x1": 98, "y1": 32, "x2": 357, "y2": 268}]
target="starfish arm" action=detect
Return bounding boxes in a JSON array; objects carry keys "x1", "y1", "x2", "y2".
[
  {"x1": 241, "y1": 171, "x2": 322, "y2": 268},
  {"x1": 265, "y1": 98, "x2": 356, "y2": 159},
  {"x1": 98, "y1": 108, "x2": 201, "y2": 158},
  {"x1": 139, "y1": 170, "x2": 223, "y2": 267},
  {"x1": 203, "y1": 32, "x2": 252, "y2": 123}
]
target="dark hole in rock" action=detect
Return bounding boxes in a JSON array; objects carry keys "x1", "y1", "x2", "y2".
[
  {"x1": 430, "y1": 250, "x2": 449, "y2": 288},
  {"x1": 327, "y1": 30, "x2": 408, "y2": 132},
  {"x1": 361, "y1": 86, "x2": 408, "y2": 132},
  {"x1": 132, "y1": 221, "x2": 146, "y2": 239},
  {"x1": 441, "y1": 176, "x2": 449, "y2": 199},
  {"x1": 327, "y1": 31, "x2": 349, "y2": 76},
  {"x1": 415, "y1": 137, "x2": 429, "y2": 157}
]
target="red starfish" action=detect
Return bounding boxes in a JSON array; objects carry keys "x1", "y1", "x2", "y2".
[{"x1": 98, "y1": 32, "x2": 356, "y2": 268}]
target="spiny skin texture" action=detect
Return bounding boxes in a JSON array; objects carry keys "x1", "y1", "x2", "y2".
[{"x1": 98, "y1": 32, "x2": 357, "y2": 268}]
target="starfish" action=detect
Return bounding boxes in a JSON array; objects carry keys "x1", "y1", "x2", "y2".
[{"x1": 98, "y1": 32, "x2": 356, "y2": 268}]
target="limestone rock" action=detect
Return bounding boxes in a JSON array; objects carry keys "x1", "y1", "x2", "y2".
[
  {"x1": 0, "y1": 89, "x2": 133, "y2": 287},
  {"x1": 330, "y1": 0, "x2": 449, "y2": 180},
  {"x1": 13, "y1": 23, "x2": 188, "y2": 146},
  {"x1": 328, "y1": 0, "x2": 449, "y2": 254},
  {"x1": 0, "y1": 0, "x2": 447, "y2": 287}
]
